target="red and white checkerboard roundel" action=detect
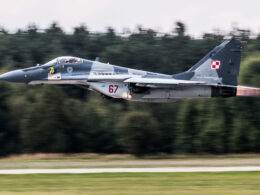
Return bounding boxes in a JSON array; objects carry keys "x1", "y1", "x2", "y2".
[{"x1": 211, "y1": 60, "x2": 221, "y2": 70}]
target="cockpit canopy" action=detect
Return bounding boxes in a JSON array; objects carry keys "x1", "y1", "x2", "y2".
[
  {"x1": 43, "y1": 56, "x2": 83, "y2": 67},
  {"x1": 58, "y1": 56, "x2": 83, "y2": 64}
]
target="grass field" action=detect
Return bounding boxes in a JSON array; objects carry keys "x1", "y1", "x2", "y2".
[
  {"x1": 1, "y1": 153, "x2": 260, "y2": 169},
  {"x1": 0, "y1": 172, "x2": 260, "y2": 195}
]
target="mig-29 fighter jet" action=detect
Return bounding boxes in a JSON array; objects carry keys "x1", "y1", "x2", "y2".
[{"x1": 0, "y1": 39, "x2": 259, "y2": 102}]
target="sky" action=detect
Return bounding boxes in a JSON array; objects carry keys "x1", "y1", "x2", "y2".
[{"x1": 0, "y1": 0, "x2": 259, "y2": 37}]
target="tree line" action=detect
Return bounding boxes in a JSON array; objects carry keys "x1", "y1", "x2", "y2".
[{"x1": 0, "y1": 22, "x2": 260, "y2": 156}]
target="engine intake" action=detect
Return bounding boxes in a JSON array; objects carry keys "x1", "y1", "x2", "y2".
[{"x1": 129, "y1": 83, "x2": 150, "y2": 94}]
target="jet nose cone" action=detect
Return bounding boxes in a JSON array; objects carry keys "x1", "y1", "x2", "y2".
[{"x1": 0, "y1": 70, "x2": 26, "y2": 83}]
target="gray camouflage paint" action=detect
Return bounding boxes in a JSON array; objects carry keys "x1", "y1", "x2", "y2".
[
  {"x1": 173, "y1": 39, "x2": 241, "y2": 86},
  {"x1": 0, "y1": 39, "x2": 242, "y2": 102}
]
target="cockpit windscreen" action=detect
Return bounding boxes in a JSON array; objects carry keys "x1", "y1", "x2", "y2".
[
  {"x1": 42, "y1": 57, "x2": 83, "y2": 67},
  {"x1": 58, "y1": 57, "x2": 83, "y2": 64}
]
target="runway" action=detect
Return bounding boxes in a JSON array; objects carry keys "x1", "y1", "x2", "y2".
[{"x1": 1, "y1": 166, "x2": 260, "y2": 174}]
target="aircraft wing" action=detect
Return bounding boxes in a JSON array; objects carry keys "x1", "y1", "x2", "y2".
[{"x1": 124, "y1": 77, "x2": 205, "y2": 87}]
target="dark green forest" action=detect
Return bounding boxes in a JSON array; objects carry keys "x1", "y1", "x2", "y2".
[{"x1": 0, "y1": 22, "x2": 259, "y2": 156}]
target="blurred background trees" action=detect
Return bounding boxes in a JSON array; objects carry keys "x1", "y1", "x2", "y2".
[{"x1": 0, "y1": 22, "x2": 259, "y2": 156}]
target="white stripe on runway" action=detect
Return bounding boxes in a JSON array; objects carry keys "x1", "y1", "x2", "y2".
[{"x1": 1, "y1": 167, "x2": 260, "y2": 174}]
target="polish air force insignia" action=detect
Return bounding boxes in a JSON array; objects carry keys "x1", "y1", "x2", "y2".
[{"x1": 211, "y1": 60, "x2": 220, "y2": 70}]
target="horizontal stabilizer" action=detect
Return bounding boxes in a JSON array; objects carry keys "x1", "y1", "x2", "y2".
[{"x1": 236, "y1": 85, "x2": 260, "y2": 97}]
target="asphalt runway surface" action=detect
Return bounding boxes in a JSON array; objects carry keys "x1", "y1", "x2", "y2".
[{"x1": 1, "y1": 167, "x2": 260, "y2": 174}]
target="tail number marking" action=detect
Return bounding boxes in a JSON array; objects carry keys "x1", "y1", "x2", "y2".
[{"x1": 109, "y1": 85, "x2": 119, "y2": 93}]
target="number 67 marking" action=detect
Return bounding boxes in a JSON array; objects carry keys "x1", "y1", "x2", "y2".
[{"x1": 109, "y1": 85, "x2": 119, "y2": 93}]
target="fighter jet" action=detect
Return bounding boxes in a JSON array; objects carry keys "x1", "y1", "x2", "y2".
[{"x1": 0, "y1": 39, "x2": 259, "y2": 102}]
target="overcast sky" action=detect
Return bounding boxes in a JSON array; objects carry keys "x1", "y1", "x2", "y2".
[{"x1": 0, "y1": 0, "x2": 259, "y2": 37}]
